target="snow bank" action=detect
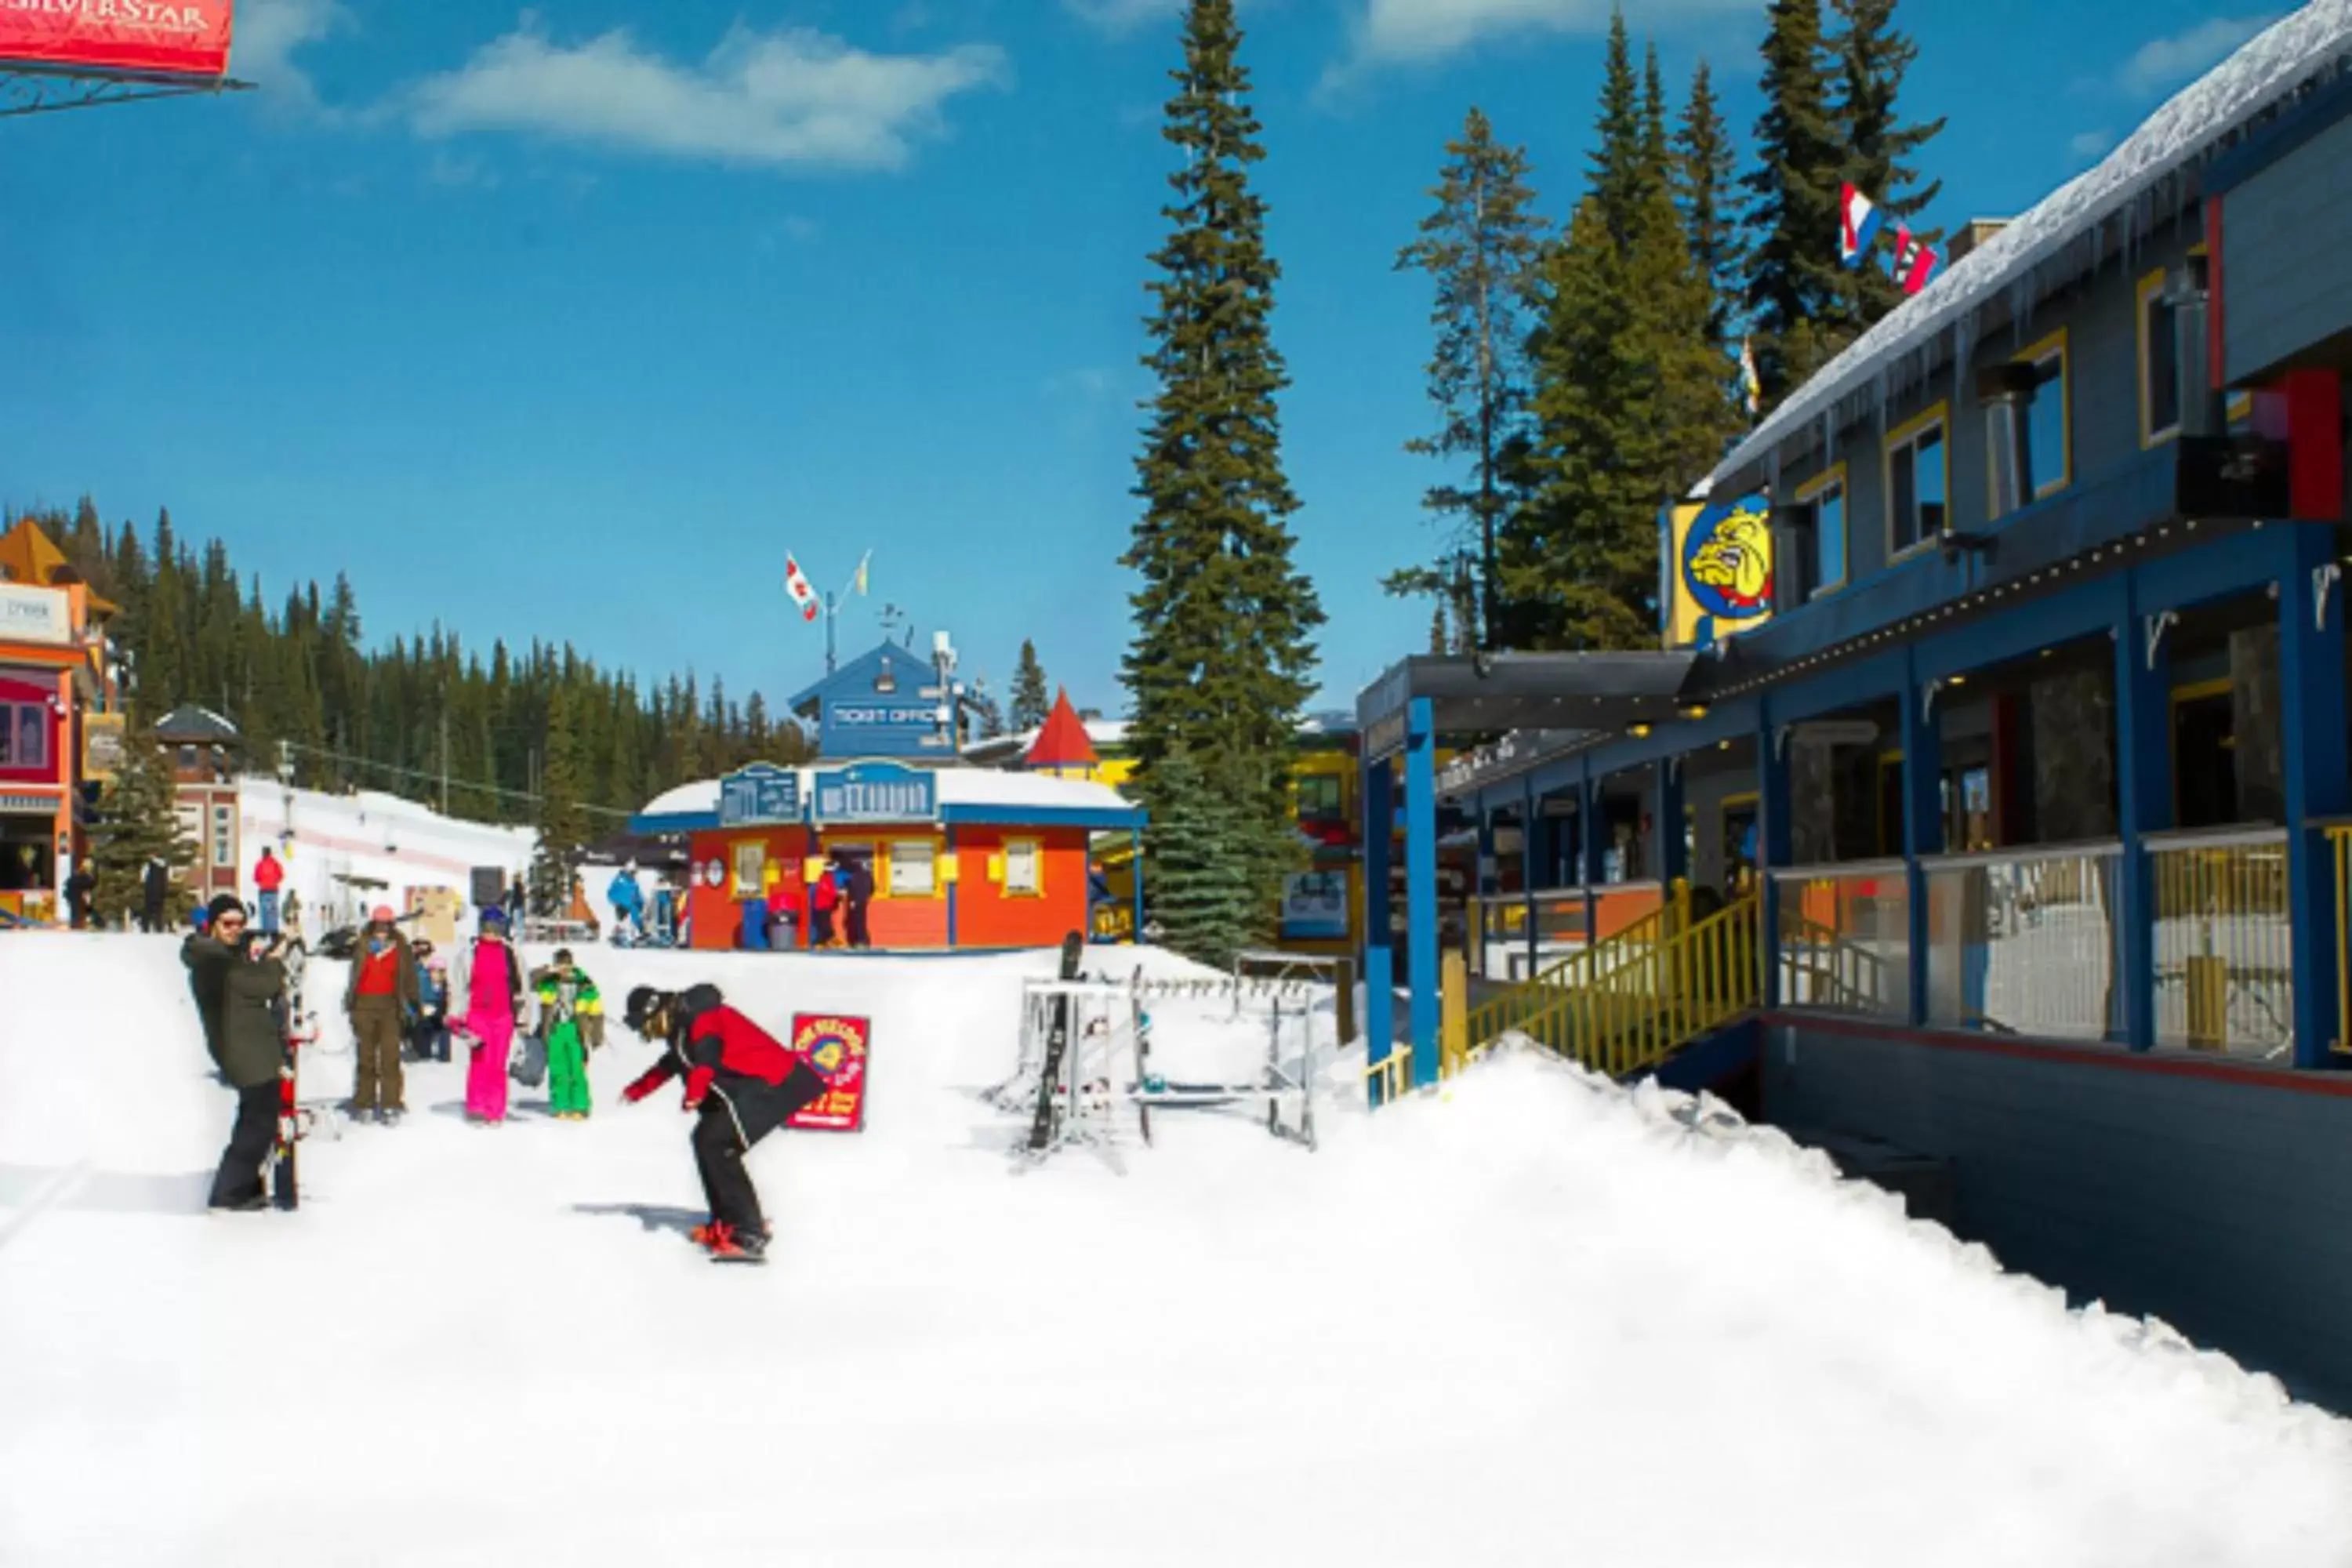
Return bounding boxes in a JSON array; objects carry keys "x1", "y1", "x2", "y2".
[{"x1": 2, "y1": 938, "x2": 2348, "y2": 1565}]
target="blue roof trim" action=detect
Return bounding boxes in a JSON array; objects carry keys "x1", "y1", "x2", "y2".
[
  {"x1": 944, "y1": 805, "x2": 1147, "y2": 830},
  {"x1": 628, "y1": 811, "x2": 720, "y2": 835},
  {"x1": 2206, "y1": 65, "x2": 2352, "y2": 195}
]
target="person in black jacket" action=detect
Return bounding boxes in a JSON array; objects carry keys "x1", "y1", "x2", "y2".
[
  {"x1": 142, "y1": 857, "x2": 171, "y2": 935},
  {"x1": 619, "y1": 983, "x2": 827, "y2": 1261},
  {"x1": 187, "y1": 898, "x2": 290, "y2": 1210},
  {"x1": 840, "y1": 851, "x2": 875, "y2": 949},
  {"x1": 63, "y1": 859, "x2": 95, "y2": 929},
  {"x1": 183, "y1": 894, "x2": 248, "y2": 1082}
]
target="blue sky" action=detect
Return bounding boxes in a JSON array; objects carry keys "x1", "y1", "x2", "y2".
[{"x1": 0, "y1": 0, "x2": 2282, "y2": 722}]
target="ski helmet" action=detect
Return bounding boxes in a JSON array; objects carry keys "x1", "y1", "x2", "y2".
[{"x1": 623, "y1": 985, "x2": 668, "y2": 1036}]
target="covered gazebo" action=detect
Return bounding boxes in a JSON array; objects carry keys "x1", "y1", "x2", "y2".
[{"x1": 1356, "y1": 652, "x2": 1699, "y2": 1095}]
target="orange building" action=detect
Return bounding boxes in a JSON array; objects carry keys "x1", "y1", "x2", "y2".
[
  {"x1": 630, "y1": 760, "x2": 1145, "y2": 953},
  {"x1": 0, "y1": 520, "x2": 118, "y2": 922}
]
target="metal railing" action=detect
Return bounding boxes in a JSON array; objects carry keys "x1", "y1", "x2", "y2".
[
  {"x1": 2149, "y1": 828, "x2": 2292, "y2": 1058},
  {"x1": 1773, "y1": 862, "x2": 1909, "y2": 1020},
  {"x1": 1467, "y1": 884, "x2": 1671, "y2": 982},
  {"x1": 1922, "y1": 842, "x2": 2122, "y2": 1041},
  {"x1": 1447, "y1": 890, "x2": 1759, "y2": 1081}
]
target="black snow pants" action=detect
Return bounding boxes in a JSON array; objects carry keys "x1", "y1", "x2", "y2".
[
  {"x1": 209, "y1": 1083, "x2": 279, "y2": 1208},
  {"x1": 691, "y1": 1063, "x2": 828, "y2": 1238}
]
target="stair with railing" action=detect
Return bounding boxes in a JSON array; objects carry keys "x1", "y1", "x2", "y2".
[
  {"x1": 1446, "y1": 887, "x2": 1763, "y2": 1080},
  {"x1": 1365, "y1": 880, "x2": 1907, "y2": 1103}
]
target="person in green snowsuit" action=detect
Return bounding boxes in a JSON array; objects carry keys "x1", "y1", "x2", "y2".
[{"x1": 533, "y1": 949, "x2": 604, "y2": 1120}]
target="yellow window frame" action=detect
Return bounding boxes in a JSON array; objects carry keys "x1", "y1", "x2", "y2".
[
  {"x1": 1795, "y1": 463, "x2": 1849, "y2": 596},
  {"x1": 1883, "y1": 401, "x2": 1951, "y2": 562},
  {"x1": 2013, "y1": 327, "x2": 2071, "y2": 504},
  {"x1": 877, "y1": 836, "x2": 947, "y2": 901},
  {"x1": 1002, "y1": 837, "x2": 1046, "y2": 898}
]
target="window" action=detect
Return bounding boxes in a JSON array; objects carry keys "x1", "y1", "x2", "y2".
[
  {"x1": 2140, "y1": 267, "x2": 2181, "y2": 446},
  {"x1": 1296, "y1": 774, "x2": 1344, "y2": 823},
  {"x1": 0, "y1": 702, "x2": 48, "y2": 771},
  {"x1": 731, "y1": 842, "x2": 766, "y2": 900},
  {"x1": 212, "y1": 805, "x2": 234, "y2": 869},
  {"x1": 1004, "y1": 839, "x2": 1042, "y2": 897},
  {"x1": 1886, "y1": 405, "x2": 1948, "y2": 556},
  {"x1": 1796, "y1": 465, "x2": 1848, "y2": 596},
  {"x1": 887, "y1": 840, "x2": 936, "y2": 898},
  {"x1": 2018, "y1": 330, "x2": 2070, "y2": 500}
]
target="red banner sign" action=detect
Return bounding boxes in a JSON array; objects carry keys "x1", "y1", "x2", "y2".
[
  {"x1": 0, "y1": 0, "x2": 236, "y2": 78},
  {"x1": 787, "y1": 1012, "x2": 869, "y2": 1132}
]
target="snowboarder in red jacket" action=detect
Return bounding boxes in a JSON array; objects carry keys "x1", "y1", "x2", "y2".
[{"x1": 619, "y1": 983, "x2": 827, "y2": 1261}]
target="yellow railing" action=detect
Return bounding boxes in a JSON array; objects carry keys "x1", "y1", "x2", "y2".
[
  {"x1": 1449, "y1": 893, "x2": 1761, "y2": 1080},
  {"x1": 2328, "y1": 826, "x2": 2352, "y2": 1057},
  {"x1": 2149, "y1": 830, "x2": 2292, "y2": 1057}
]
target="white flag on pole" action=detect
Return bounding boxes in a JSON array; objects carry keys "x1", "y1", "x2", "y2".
[{"x1": 783, "y1": 554, "x2": 820, "y2": 623}]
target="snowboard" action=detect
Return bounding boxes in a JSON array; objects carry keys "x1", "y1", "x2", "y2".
[{"x1": 1025, "y1": 932, "x2": 1088, "y2": 1152}]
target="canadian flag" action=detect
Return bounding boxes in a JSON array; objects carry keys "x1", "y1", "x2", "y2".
[{"x1": 783, "y1": 554, "x2": 820, "y2": 623}]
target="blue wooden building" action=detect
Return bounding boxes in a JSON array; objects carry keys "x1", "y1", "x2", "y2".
[{"x1": 1359, "y1": 8, "x2": 2352, "y2": 1408}]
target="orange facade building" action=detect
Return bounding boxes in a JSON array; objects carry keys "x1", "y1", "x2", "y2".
[{"x1": 630, "y1": 760, "x2": 1144, "y2": 953}]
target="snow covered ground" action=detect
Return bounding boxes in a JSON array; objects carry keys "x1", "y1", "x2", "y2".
[{"x1": 3, "y1": 935, "x2": 2350, "y2": 1566}]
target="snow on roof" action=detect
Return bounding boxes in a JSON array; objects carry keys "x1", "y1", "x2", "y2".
[
  {"x1": 962, "y1": 717, "x2": 1130, "y2": 762},
  {"x1": 1712, "y1": 1, "x2": 2352, "y2": 487},
  {"x1": 640, "y1": 779, "x2": 720, "y2": 818},
  {"x1": 634, "y1": 766, "x2": 1136, "y2": 822},
  {"x1": 934, "y1": 768, "x2": 1131, "y2": 812}
]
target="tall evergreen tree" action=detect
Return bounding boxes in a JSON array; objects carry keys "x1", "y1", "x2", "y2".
[
  {"x1": 1139, "y1": 746, "x2": 1259, "y2": 967},
  {"x1": 1010, "y1": 640, "x2": 1051, "y2": 732},
  {"x1": 1515, "y1": 198, "x2": 1664, "y2": 649},
  {"x1": 1742, "y1": 0, "x2": 1847, "y2": 403},
  {"x1": 531, "y1": 686, "x2": 588, "y2": 913},
  {"x1": 1123, "y1": 0, "x2": 1323, "y2": 924},
  {"x1": 1831, "y1": 0, "x2": 1945, "y2": 325},
  {"x1": 89, "y1": 728, "x2": 195, "y2": 929},
  {"x1": 1588, "y1": 9, "x2": 1648, "y2": 245},
  {"x1": 1675, "y1": 60, "x2": 1748, "y2": 348},
  {"x1": 1392, "y1": 106, "x2": 1545, "y2": 650},
  {"x1": 1641, "y1": 44, "x2": 1670, "y2": 180}
]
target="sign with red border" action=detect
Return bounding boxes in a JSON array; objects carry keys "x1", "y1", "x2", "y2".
[
  {"x1": 788, "y1": 1012, "x2": 869, "y2": 1132},
  {"x1": 0, "y1": 0, "x2": 237, "y2": 78}
]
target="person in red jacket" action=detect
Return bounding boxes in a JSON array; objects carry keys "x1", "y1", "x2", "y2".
[
  {"x1": 252, "y1": 848, "x2": 286, "y2": 937},
  {"x1": 619, "y1": 983, "x2": 827, "y2": 1262}
]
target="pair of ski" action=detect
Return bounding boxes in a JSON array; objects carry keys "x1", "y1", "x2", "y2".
[
  {"x1": 1024, "y1": 933, "x2": 1153, "y2": 1154},
  {"x1": 268, "y1": 979, "x2": 318, "y2": 1210}
]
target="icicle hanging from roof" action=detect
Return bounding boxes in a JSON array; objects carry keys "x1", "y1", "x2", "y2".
[{"x1": 1711, "y1": 0, "x2": 2352, "y2": 488}]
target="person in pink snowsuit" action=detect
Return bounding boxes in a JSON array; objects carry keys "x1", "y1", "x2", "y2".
[{"x1": 451, "y1": 906, "x2": 527, "y2": 1125}]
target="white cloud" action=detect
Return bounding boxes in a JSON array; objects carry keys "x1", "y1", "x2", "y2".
[
  {"x1": 1341, "y1": 0, "x2": 1751, "y2": 67},
  {"x1": 2117, "y1": 15, "x2": 2278, "y2": 98},
  {"x1": 2068, "y1": 128, "x2": 2115, "y2": 161},
  {"x1": 230, "y1": 0, "x2": 346, "y2": 112},
  {"x1": 405, "y1": 24, "x2": 1009, "y2": 172},
  {"x1": 1064, "y1": 0, "x2": 1184, "y2": 34}
]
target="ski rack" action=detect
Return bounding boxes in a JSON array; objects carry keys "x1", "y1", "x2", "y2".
[{"x1": 1006, "y1": 970, "x2": 1318, "y2": 1171}]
